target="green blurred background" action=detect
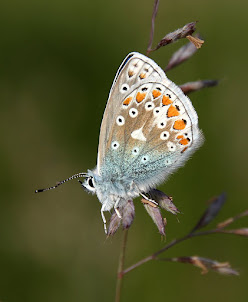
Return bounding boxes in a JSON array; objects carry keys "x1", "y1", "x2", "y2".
[{"x1": 0, "y1": 0, "x2": 247, "y2": 301}]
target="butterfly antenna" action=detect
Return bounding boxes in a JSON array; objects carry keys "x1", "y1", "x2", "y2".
[{"x1": 35, "y1": 173, "x2": 88, "y2": 193}]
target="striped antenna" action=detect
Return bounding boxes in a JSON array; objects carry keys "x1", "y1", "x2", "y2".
[{"x1": 35, "y1": 172, "x2": 88, "y2": 193}]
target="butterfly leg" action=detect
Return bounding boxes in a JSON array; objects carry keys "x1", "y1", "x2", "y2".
[
  {"x1": 101, "y1": 204, "x2": 108, "y2": 234},
  {"x1": 114, "y1": 198, "x2": 122, "y2": 219}
]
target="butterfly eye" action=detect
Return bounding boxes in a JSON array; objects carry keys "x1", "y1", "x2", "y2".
[
  {"x1": 129, "y1": 108, "x2": 138, "y2": 118},
  {"x1": 120, "y1": 84, "x2": 130, "y2": 93},
  {"x1": 88, "y1": 177, "x2": 94, "y2": 188},
  {"x1": 111, "y1": 141, "x2": 120, "y2": 150},
  {"x1": 160, "y1": 131, "x2": 170, "y2": 140},
  {"x1": 145, "y1": 102, "x2": 155, "y2": 111},
  {"x1": 83, "y1": 176, "x2": 96, "y2": 193},
  {"x1": 116, "y1": 115, "x2": 125, "y2": 126}
]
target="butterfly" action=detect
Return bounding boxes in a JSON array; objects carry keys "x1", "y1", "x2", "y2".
[{"x1": 36, "y1": 52, "x2": 203, "y2": 233}]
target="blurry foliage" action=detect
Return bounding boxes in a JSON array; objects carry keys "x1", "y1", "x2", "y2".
[{"x1": 0, "y1": 0, "x2": 247, "y2": 302}]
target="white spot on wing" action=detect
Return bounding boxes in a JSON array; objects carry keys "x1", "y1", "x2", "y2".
[
  {"x1": 131, "y1": 127, "x2": 146, "y2": 141},
  {"x1": 111, "y1": 141, "x2": 120, "y2": 150},
  {"x1": 120, "y1": 84, "x2": 130, "y2": 93},
  {"x1": 132, "y1": 147, "x2": 139, "y2": 155},
  {"x1": 116, "y1": 115, "x2": 125, "y2": 126}
]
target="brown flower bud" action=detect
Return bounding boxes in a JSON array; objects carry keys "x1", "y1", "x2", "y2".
[
  {"x1": 165, "y1": 37, "x2": 198, "y2": 71},
  {"x1": 180, "y1": 80, "x2": 218, "y2": 95},
  {"x1": 122, "y1": 200, "x2": 135, "y2": 230},
  {"x1": 147, "y1": 189, "x2": 180, "y2": 215},
  {"x1": 143, "y1": 202, "x2": 165, "y2": 236}
]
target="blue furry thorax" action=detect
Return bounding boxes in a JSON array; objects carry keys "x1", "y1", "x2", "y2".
[{"x1": 87, "y1": 168, "x2": 138, "y2": 200}]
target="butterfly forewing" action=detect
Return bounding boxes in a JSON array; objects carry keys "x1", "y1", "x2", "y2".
[
  {"x1": 97, "y1": 52, "x2": 167, "y2": 171},
  {"x1": 97, "y1": 52, "x2": 203, "y2": 190}
]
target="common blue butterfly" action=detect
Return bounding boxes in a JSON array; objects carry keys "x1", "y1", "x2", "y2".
[{"x1": 36, "y1": 52, "x2": 203, "y2": 233}]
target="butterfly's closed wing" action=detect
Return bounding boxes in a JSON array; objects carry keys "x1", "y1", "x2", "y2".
[
  {"x1": 97, "y1": 52, "x2": 166, "y2": 171},
  {"x1": 97, "y1": 52, "x2": 203, "y2": 192}
]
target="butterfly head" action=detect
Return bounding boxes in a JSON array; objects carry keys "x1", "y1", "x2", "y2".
[{"x1": 82, "y1": 172, "x2": 97, "y2": 194}]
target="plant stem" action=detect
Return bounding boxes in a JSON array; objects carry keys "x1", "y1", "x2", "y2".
[
  {"x1": 115, "y1": 229, "x2": 129, "y2": 302},
  {"x1": 122, "y1": 229, "x2": 222, "y2": 275},
  {"x1": 147, "y1": 0, "x2": 160, "y2": 55}
]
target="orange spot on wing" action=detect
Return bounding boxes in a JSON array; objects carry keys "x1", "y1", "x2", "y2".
[
  {"x1": 152, "y1": 89, "x2": 162, "y2": 99},
  {"x1": 173, "y1": 119, "x2": 186, "y2": 130},
  {"x1": 128, "y1": 70, "x2": 134, "y2": 77},
  {"x1": 162, "y1": 95, "x2": 172, "y2": 106},
  {"x1": 167, "y1": 105, "x2": 180, "y2": 117},
  {"x1": 179, "y1": 138, "x2": 189, "y2": 145},
  {"x1": 139, "y1": 73, "x2": 146, "y2": 79},
  {"x1": 136, "y1": 92, "x2": 146, "y2": 103},
  {"x1": 181, "y1": 147, "x2": 188, "y2": 153},
  {"x1": 176, "y1": 135, "x2": 184, "y2": 139},
  {"x1": 123, "y1": 96, "x2": 132, "y2": 106}
]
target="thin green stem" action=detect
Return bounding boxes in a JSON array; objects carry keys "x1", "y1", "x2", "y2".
[{"x1": 115, "y1": 229, "x2": 129, "y2": 302}]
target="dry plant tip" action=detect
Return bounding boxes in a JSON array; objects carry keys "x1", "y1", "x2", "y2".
[
  {"x1": 107, "y1": 212, "x2": 122, "y2": 237},
  {"x1": 192, "y1": 256, "x2": 209, "y2": 274},
  {"x1": 143, "y1": 203, "x2": 166, "y2": 236},
  {"x1": 221, "y1": 228, "x2": 248, "y2": 237},
  {"x1": 191, "y1": 192, "x2": 226, "y2": 233},
  {"x1": 165, "y1": 35, "x2": 200, "y2": 72},
  {"x1": 180, "y1": 79, "x2": 219, "y2": 95},
  {"x1": 166, "y1": 256, "x2": 239, "y2": 276},
  {"x1": 107, "y1": 200, "x2": 135, "y2": 236},
  {"x1": 153, "y1": 21, "x2": 197, "y2": 52},
  {"x1": 217, "y1": 217, "x2": 234, "y2": 229},
  {"x1": 146, "y1": 189, "x2": 180, "y2": 215},
  {"x1": 217, "y1": 209, "x2": 248, "y2": 229},
  {"x1": 186, "y1": 35, "x2": 204, "y2": 49},
  {"x1": 122, "y1": 200, "x2": 135, "y2": 230}
]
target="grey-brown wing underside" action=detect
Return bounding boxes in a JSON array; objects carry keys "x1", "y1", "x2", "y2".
[{"x1": 97, "y1": 52, "x2": 167, "y2": 173}]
